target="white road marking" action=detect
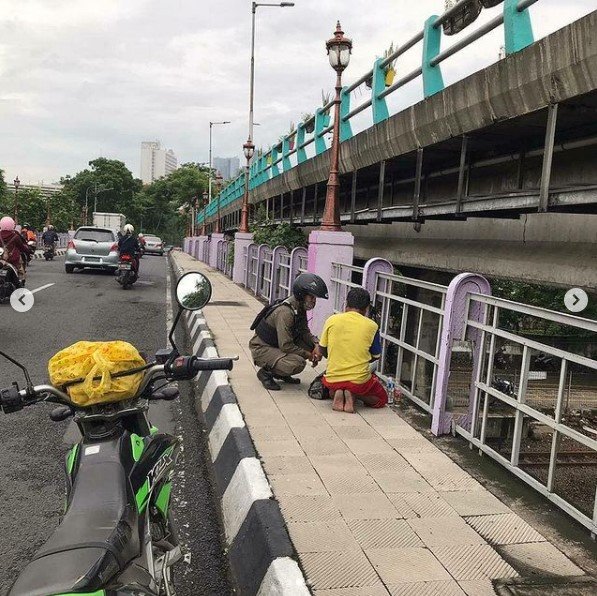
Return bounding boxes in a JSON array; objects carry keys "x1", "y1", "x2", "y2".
[{"x1": 31, "y1": 283, "x2": 55, "y2": 294}]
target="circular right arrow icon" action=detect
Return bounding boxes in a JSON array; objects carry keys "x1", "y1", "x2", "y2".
[{"x1": 564, "y1": 288, "x2": 588, "y2": 313}]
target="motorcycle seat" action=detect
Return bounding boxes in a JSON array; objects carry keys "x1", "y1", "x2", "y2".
[{"x1": 9, "y1": 447, "x2": 140, "y2": 595}]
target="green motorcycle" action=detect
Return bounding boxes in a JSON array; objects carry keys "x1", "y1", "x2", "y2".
[{"x1": 1, "y1": 272, "x2": 233, "y2": 596}]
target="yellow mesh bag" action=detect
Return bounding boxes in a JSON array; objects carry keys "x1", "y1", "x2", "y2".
[{"x1": 48, "y1": 341, "x2": 146, "y2": 406}]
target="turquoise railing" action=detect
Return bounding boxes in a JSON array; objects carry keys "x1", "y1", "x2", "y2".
[{"x1": 197, "y1": 0, "x2": 539, "y2": 226}]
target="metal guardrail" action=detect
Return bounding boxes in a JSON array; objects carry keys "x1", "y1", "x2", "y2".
[
  {"x1": 198, "y1": 0, "x2": 543, "y2": 226},
  {"x1": 259, "y1": 247, "x2": 274, "y2": 301},
  {"x1": 278, "y1": 252, "x2": 292, "y2": 299},
  {"x1": 246, "y1": 244, "x2": 259, "y2": 294},
  {"x1": 331, "y1": 263, "x2": 364, "y2": 314},
  {"x1": 374, "y1": 273, "x2": 448, "y2": 414},
  {"x1": 456, "y1": 293, "x2": 597, "y2": 534}
]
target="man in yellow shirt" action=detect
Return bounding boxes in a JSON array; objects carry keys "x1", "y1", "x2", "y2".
[{"x1": 317, "y1": 287, "x2": 387, "y2": 413}]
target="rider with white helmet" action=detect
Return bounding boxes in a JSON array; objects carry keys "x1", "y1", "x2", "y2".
[{"x1": 117, "y1": 224, "x2": 141, "y2": 274}]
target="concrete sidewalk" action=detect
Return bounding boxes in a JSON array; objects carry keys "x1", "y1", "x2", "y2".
[{"x1": 174, "y1": 251, "x2": 590, "y2": 596}]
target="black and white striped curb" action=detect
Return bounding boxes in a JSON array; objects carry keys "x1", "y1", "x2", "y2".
[
  {"x1": 172, "y1": 262, "x2": 310, "y2": 595},
  {"x1": 33, "y1": 249, "x2": 66, "y2": 259}
]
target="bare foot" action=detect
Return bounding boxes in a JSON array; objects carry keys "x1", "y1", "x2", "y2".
[
  {"x1": 343, "y1": 391, "x2": 355, "y2": 413},
  {"x1": 332, "y1": 390, "x2": 345, "y2": 412}
]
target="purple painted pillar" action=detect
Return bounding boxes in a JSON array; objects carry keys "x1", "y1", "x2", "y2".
[
  {"x1": 307, "y1": 230, "x2": 354, "y2": 335},
  {"x1": 233, "y1": 232, "x2": 253, "y2": 284},
  {"x1": 431, "y1": 273, "x2": 491, "y2": 436},
  {"x1": 362, "y1": 257, "x2": 394, "y2": 299},
  {"x1": 183, "y1": 237, "x2": 190, "y2": 254},
  {"x1": 195, "y1": 236, "x2": 207, "y2": 260},
  {"x1": 209, "y1": 233, "x2": 223, "y2": 268}
]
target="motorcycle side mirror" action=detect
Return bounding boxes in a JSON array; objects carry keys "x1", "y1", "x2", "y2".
[
  {"x1": 0, "y1": 350, "x2": 34, "y2": 392},
  {"x1": 167, "y1": 272, "x2": 213, "y2": 358},
  {"x1": 175, "y1": 272, "x2": 212, "y2": 311},
  {"x1": 50, "y1": 405, "x2": 74, "y2": 422}
]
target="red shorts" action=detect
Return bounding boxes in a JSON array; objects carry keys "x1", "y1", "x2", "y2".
[{"x1": 322, "y1": 375, "x2": 387, "y2": 408}]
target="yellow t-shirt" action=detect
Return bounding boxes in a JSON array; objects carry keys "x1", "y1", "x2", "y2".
[{"x1": 319, "y1": 311, "x2": 382, "y2": 384}]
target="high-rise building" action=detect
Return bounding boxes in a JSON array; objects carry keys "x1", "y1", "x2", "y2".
[
  {"x1": 213, "y1": 156, "x2": 240, "y2": 181},
  {"x1": 140, "y1": 141, "x2": 178, "y2": 184}
]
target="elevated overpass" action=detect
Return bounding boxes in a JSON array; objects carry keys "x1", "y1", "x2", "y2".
[{"x1": 199, "y1": 8, "x2": 597, "y2": 287}]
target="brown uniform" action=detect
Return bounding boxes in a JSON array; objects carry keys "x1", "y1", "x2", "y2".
[{"x1": 249, "y1": 296, "x2": 318, "y2": 377}]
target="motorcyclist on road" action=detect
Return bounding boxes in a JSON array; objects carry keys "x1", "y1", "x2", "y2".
[
  {"x1": 20, "y1": 223, "x2": 37, "y2": 266},
  {"x1": 0, "y1": 216, "x2": 33, "y2": 284},
  {"x1": 249, "y1": 273, "x2": 328, "y2": 391},
  {"x1": 42, "y1": 225, "x2": 59, "y2": 258},
  {"x1": 42, "y1": 225, "x2": 59, "y2": 246},
  {"x1": 118, "y1": 224, "x2": 141, "y2": 274},
  {"x1": 21, "y1": 223, "x2": 37, "y2": 243}
]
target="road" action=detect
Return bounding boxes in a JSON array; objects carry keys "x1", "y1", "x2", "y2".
[{"x1": 0, "y1": 255, "x2": 233, "y2": 595}]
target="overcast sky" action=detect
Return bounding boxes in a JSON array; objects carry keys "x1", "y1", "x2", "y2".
[{"x1": 0, "y1": 0, "x2": 594, "y2": 184}]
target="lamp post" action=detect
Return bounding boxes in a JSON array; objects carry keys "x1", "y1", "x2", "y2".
[
  {"x1": 214, "y1": 172, "x2": 224, "y2": 233},
  {"x1": 240, "y1": 139, "x2": 255, "y2": 232},
  {"x1": 13, "y1": 176, "x2": 20, "y2": 223},
  {"x1": 239, "y1": 1, "x2": 294, "y2": 233},
  {"x1": 320, "y1": 21, "x2": 352, "y2": 231},
  {"x1": 201, "y1": 190, "x2": 208, "y2": 236},
  {"x1": 84, "y1": 183, "x2": 113, "y2": 225},
  {"x1": 208, "y1": 121, "x2": 231, "y2": 205}
]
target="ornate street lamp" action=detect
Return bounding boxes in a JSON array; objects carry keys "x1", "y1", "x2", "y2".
[
  {"x1": 13, "y1": 176, "x2": 20, "y2": 223},
  {"x1": 240, "y1": 138, "x2": 255, "y2": 233},
  {"x1": 320, "y1": 21, "x2": 352, "y2": 231}
]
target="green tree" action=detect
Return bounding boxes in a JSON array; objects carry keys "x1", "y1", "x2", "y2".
[
  {"x1": 250, "y1": 204, "x2": 306, "y2": 250},
  {"x1": 61, "y1": 157, "x2": 142, "y2": 221},
  {"x1": 136, "y1": 163, "x2": 209, "y2": 244}
]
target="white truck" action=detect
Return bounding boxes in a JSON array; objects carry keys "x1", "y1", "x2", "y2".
[{"x1": 92, "y1": 212, "x2": 126, "y2": 234}]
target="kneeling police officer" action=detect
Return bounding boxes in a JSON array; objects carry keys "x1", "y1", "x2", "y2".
[{"x1": 249, "y1": 273, "x2": 329, "y2": 391}]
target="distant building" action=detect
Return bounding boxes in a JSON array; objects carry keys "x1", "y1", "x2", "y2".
[
  {"x1": 7, "y1": 182, "x2": 63, "y2": 199},
  {"x1": 141, "y1": 141, "x2": 178, "y2": 184},
  {"x1": 213, "y1": 156, "x2": 240, "y2": 181}
]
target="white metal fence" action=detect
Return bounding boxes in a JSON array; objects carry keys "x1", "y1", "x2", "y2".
[{"x1": 455, "y1": 293, "x2": 597, "y2": 534}]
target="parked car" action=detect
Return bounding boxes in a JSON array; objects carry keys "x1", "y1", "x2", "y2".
[
  {"x1": 143, "y1": 235, "x2": 165, "y2": 256},
  {"x1": 64, "y1": 226, "x2": 119, "y2": 274}
]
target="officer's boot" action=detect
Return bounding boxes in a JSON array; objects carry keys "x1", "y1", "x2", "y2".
[{"x1": 257, "y1": 368, "x2": 281, "y2": 391}]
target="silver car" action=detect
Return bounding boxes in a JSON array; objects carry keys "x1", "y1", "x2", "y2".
[
  {"x1": 143, "y1": 235, "x2": 164, "y2": 256},
  {"x1": 65, "y1": 226, "x2": 119, "y2": 273}
]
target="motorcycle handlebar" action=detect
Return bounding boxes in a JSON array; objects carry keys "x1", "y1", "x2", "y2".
[
  {"x1": 192, "y1": 357, "x2": 235, "y2": 372},
  {"x1": 1, "y1": 355, "x2": 235, "y2": 413}
]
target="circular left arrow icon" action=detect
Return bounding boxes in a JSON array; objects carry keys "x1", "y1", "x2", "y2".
[{"x1": 10, "y1": 288, "x2": 35, "y2": 313}]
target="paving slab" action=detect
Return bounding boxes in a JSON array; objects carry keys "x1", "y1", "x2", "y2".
[
  {"x1": 499, "y1": 542, "x2": 585, "y2": 577},
  {"x1": 430, "y1": 544, "x2": 518, "y2": 581},
  {"x1": 367, "y1": 547, "x2": 453, "y2": 583},
  {"x1": 465, "y1": 514, "x2": 546, "y2": 546},
  {"x1": 387, "y1": 581, "x2": 466, "y2": 596},
  {"x1": 300, "y1": 550, "x2": 379, "y2": 590},
  {"x1": 347, "y1": 518, "x2": 423, "y2": 549},
  {"x1": 332, "y1": 492, "x2": 405, "y2": 520},
  {"x1": 279, "y1": 494, "x2": 341, "y2": 523},
  {"x1": 288, "y1": 520, "x2": 360, "y2": 553},
  {"x1": 442, "y1": 491, "x2": 511, "y2": 517},
  {"x1": 408, "y1": 517, "x2": 486, "y2": 547},
  {"x1": 313, "y1": 583, "x2": 390, "y2": 596}
]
